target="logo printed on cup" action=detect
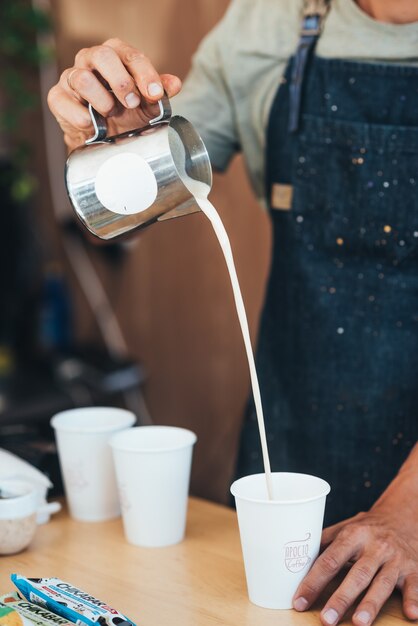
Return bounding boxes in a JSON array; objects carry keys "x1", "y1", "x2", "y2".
[
  {"x1": 284, "y1": 533, "x2": 312, "y2": 573},
  {"x1": 66, "y1": 463, "x2": 89, "y2": 492}
]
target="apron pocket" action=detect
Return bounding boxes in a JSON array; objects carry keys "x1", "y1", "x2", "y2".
[{"x1": 294, "y1": 115, "x2": 418, "y2": 265}]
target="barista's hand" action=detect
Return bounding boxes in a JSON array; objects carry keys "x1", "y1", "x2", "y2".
[
  {"x1": 293, "y1": 469, "x2": 418, "y2": 626},
  {"x1": 48, "y1": 38, "x2": 182, "y2": 150}
]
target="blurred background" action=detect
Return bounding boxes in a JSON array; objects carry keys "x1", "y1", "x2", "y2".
[{"x1": 0, "y1": 0, "x2": 271, "y2": 504}]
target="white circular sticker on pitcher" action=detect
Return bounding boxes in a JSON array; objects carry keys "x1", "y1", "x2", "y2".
[{"x1": 95, "y1": 152, "x2": 158, "y2": 215}]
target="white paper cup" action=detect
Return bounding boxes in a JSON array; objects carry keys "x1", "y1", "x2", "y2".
[
  {"x1": 231, "y1": 472, "x2": 330, "y2": 610},
  {"x1": 110, "y1": 425, "x2": 197, "y2": 547},
  {"x1": 51, "y1": 407, "x2": 136, "y2": 522}
]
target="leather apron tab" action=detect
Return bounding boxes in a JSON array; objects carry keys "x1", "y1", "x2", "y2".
[{"x1": 271, "y1": 183, "x2": 294, "y2": 211}]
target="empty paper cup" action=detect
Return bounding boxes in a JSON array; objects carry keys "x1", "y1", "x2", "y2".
[
  {"x1": 231, "y1": 472, "x2": 330, "y2": 610},
  {"x1": 110, "y1": 425, "x2": 197, "y2": 547},
  {"x1": 51, "y1": 407, "x2": 136, "y2": 522}
]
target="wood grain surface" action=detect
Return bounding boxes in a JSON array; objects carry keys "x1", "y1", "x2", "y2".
[{"x1": 0, "y1": 499, "x2": 405, "y2": 626}]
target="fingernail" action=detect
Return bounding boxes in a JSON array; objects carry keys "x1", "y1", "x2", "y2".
[
  {"x1": 322, "y1": 608, "x2": 339, "y2": 625},
  {"x1": 354, "y1": 610, "x2": 371, "y2": 625},
  {"x1": 125, "y1": 92, "x2": 140, "y2": 108},
  {"x1": 294, "y1": 597, "x2": 309, "y2": 611},
  {"x1": 148, "y1": 82, "x2": 163, "y2": 97},
  {"x1": 406, "y1": 603, "x2": 418, "y2": 619}
]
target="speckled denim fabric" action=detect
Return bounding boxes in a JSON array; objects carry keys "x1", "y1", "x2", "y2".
[{"x1": 236, "y1": 56, "x2": 418, "y2": 526}]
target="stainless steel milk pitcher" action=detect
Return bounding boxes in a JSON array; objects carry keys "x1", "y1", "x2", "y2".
[{"x1": 65, "y1": 95, "x2": 213, "y2": 240}]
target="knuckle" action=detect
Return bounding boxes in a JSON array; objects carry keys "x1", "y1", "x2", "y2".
[
  {"x1": 380, "y1": 574, "x2": 396, "y2": 591},
  {"x1": 300, "y1": 580, "x2": 320, "y2": 597},
  {"x1": 337, "y1": 538, "x2": 355, "y2": 555},
  {"x1": 124, "y1": 49, "x2": 147, "y2": 65},
  {"x1": 91, "y1": 45, "x2": 114, "y2": 65},
  {"x1": 321, "y1": 553, "x2": 340, "y2": 574},
  {"x1": 73, "y1": 69, "x2": 93, "y2": 91},
  {"x1": 47, "y1": 85, "x2": 59, "y2": 107},
  {"x1": 338, "y1": 526, "x2": 353, "y2": 541},
  {"x1": 341, "y1": 523, "x2": 365, "y2": 542},
  {"x1": 103, "y1": 37, "x2": 122, "y2": 47},
  {"x1": 74, "y1": 47, "x2": 89, "y2": 64},
  {"x1": 377, "y1": 539, "x2": 392, "y2": 555},
  {"x1": 333, "y1": 592, "x2": 352, "y2": 611},
  {"x1": 377, "y1": 536, "x2": 397, "y2": 560},
  {"x1": 75, "y1": 113, "x2": 92, "y2": 130},
  {"x1": 353, "y1": 564, "x2": 374, "y2": 586},
  {"x1": 59, "y1": 69, "x2": 70, "y2": 83},
  {"x1": 373, "y1": 541, "x2": 389, "y2": 560}
]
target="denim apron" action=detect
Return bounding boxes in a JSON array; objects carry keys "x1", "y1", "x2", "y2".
[{"x1": 236, "y1": 9, "x2": 418, "y2": 526}]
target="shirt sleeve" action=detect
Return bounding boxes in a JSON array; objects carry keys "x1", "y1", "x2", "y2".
[{"x1": 170, "y1": 13, "x2": 240, "y2": 172}]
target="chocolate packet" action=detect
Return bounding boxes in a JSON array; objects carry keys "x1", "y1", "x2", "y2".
[
  {"x1": 0, "y1": 594, "x2": 72, "y2": 626},
  {"x1": 11, "y1": 577, "x2": 136, "y2": 626}
]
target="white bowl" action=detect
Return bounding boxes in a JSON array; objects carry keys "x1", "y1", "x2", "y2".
[{"x1": 0, "y1": 479, "x2": 39, "y2": 555}]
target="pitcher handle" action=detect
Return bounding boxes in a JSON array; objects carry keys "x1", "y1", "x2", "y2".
[{"x1": 85, "y1": 93, "x2": 172, "y2": 145}]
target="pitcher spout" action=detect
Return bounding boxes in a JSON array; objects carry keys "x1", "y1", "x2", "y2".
[{"x1": 157, "y1": 197, "x2": 201, "y2": 222}]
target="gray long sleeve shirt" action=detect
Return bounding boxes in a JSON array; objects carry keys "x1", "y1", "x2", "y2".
[{"x1": 172, "y1": 0, "x2": 418, "y2": 201}]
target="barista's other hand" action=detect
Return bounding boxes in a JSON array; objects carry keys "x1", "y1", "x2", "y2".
[
  {"x1": 292, "y1": 503, "x2": 418, "y2": 626},
  {"x1": 48, "y1": 39, "x2": 182, "y2": 150}
]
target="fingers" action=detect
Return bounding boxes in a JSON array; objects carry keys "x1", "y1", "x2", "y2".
[
  {"x1": 71, "y1": 41, "x2": 182, "y2": 110},
  {"x1": 160, "y1": 73, "x2": 183, "y2": 98},
  {"x1": 293, "y1": 535, "x2": 358, "y2": 612},
  {"x1": 103, "y1": 39, "x2": 165, "y2": 102},
  {"x1": 322, "y1": 514, "x2": 367, "y2": 550},
  {"x1": 319, "y1": 558, "x2": 381, "y2": 626},
  {"x1": 60, "y1": 67, "x2": 117, "y2": 117},
  {"x1": 402, "y1": 573, "x2": 418, "y2": 621},
  {"x1": 351, "y1": 566, "x2": 398, "y2": 626},
  {"x1": 321, "y1": 520, "x2": 350, "y2": 549},
  {"x1": 47, "y1": 38, "x2": 183, "y2": 149},
  {"x1": 75, "y1": 45, "x2": 141, "y2": 109},
  {"x1": 47, "y1": 89, "x2": 93, "y2": 132}
]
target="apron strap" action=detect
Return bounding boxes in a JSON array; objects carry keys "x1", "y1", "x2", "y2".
[{"x1": 288, "y1": 0, "x2": 332, "y2": 133}]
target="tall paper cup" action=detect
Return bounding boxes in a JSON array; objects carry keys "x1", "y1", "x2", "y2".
[
  {"x1": 51, "y1": 407, "x2": 136, "y2": 522},
  {"x1": 231, "y1": 472, "x2": 330, "y2": 610},
  {"x1": 110, "y1": 425, "x2": 197, "y2": 547}
]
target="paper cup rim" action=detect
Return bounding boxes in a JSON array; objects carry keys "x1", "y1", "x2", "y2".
[
  {"x1": 50, "y1": 407, "x2": 136, "y2": 433},
  {"x1": 110, "y1": 425, "x2": 197, "y2": 453},
  {"x1": 230, "y1": 472, "x2": 331, "y2": 505}
]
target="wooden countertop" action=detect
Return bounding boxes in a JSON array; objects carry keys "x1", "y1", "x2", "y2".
[{"x1": 0, "y1": 498, "x2": 405, "y2": 625}]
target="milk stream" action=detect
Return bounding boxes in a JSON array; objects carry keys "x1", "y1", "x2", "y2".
[
  {"x1": 196, "y1": 195, "x2": 274, "y2": 500},
  {"x1": 171, "y1": 130, "x2": 274, "y2": 499}
]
